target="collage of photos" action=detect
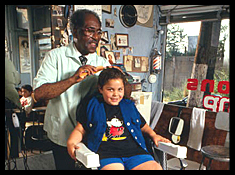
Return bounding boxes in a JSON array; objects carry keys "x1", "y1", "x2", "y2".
[{"x1": 98, "y1": 30, "x2": 148, "y2": 72}]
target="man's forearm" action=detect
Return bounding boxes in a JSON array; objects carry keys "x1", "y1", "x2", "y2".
[
  {"x1": 34, "y1": 77, "x2": 75, "y2": 102},
  {"x1": 33, "y1": 65, "x2": 97, "y2": 102}
]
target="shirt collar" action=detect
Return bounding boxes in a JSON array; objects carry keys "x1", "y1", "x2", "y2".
[
  {"x1": 65, "y1": 41, "x2": 82, "y2": 59},
  {"x1": 65, "y1": 41, "x2": 96, "y2": 60}
]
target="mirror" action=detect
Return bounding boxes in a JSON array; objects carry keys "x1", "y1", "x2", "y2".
[
  {"x1": 168, "y1": 117, "x2": 184, "y2": 136},
  {"x1": 169, "y1": 117, "x2": 184, "y2": 144}
]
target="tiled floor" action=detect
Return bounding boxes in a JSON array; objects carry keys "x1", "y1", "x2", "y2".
[{"x1": 5, "y1": 150, "x2": 56, "y2": 170}]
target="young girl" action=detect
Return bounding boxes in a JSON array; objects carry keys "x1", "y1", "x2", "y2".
[
  {"x1": 20, "y1": 84, "x2": 34, "y2": 115},
  {"x1": 67, "y1": 68, "x2": 170, "y2": 170}
]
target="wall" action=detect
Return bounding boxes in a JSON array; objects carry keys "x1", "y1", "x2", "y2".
[
  {"x1": 6, "y1": 5, "x2": 165, "y2": 101},
  {"x1": 101, "y1": 5, "x2": 164, "y2": 101}
]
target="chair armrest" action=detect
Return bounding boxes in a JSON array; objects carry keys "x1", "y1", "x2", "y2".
[
  {"x1": 75, "y1": 143, "x2": 100, "y2": 169},
  {"x1": 154, "y1": 142, "x2": 188, "y2": 170},
  {"x1": 155, "y1": 142, "x2": 187, "y2": 159}
]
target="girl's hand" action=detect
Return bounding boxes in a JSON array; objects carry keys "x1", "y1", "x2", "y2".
[
  {"x1": 67, "y1": 142, "x2": 80, "y2": 161},
  {"x1": 67, "y1": 122, "x2": 85, "y2": 160},
  {"x1": 153, "y1": 135, "x2": 171, "y2": 147}
]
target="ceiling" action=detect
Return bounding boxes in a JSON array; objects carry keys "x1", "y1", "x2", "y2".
[{"x1": 158, "y1": 5, "x2": 230, "y2": 25}]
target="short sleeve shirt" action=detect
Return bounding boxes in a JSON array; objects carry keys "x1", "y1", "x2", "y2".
[{"x1": 33, "y1": 42, "x2": 110, "y2": 146}]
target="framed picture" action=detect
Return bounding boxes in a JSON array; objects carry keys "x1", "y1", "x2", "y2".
[
  {"x1": 102, "y1": 5, "x2": 112, "y2": 14},
  {"x1": 140, "y1": 56, "x2": 149, "y2": 72},
  {"x1": 124, "y1": 55, "x2": 133, "y2": 72},
  {"x1": 101, "y1": 31, "x2": 109, "y2": 43},
  {"x1": 132, "y1": 56, "x2": 149, "y2": 72},
  {"x1": 52, "y1": 5, "x2": 64, "y2": 16},
  {"x1": 134, "y1": 56, "x2": 141, "y2": 68},
  {"x1": 105, "y1": 19, "x2": 114, "y2": 28},
  {"x1": 19, "y1": 36, "x2": 31, "y2": 73},
  {"x1": 115, "y1": 34, "x2": 129, "y2": 47},
  {"x1": 105, "y1": 51, "x2": 116, "y2": 65},
  {"x1": 124, "y1": 55, "x2": 149, "y2": 72},
  {"x1": 114, "y1": 52, "x2": 121, "y2": 61},
  {"x1": 100, "y1": 44, "x2": 111, "y2": 57}
]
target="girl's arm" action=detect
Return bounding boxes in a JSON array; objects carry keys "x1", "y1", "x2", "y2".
[
  {"x1": 141, "y1": 123, "x2": 171, "y2": 147},
  {"x1": 67, "y1": 122, "x2": 86, "y2": 160}
]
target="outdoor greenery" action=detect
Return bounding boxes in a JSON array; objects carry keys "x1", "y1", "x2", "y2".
[
  {"x1": 163, "y1": 21, "x2": 229, "y2": 103},
  {"x1": 166, "y1": 24, "x2": 187, "y2": 60},
  {"x1": 214, "y1": 67, "x2": 230, "y2": 97},
  {"x1": 163, "y1": 81, "x2": 188, "y2": 103}
]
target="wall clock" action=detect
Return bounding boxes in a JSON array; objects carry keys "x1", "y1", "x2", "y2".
[
  {"x1": 119, "y1": 5, "x2": 138, "y2": 28},
  {"x1": 148, "y1": 74, "x2": 157, "y2": 84}
]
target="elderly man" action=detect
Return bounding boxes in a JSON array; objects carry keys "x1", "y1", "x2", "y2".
[{"x1": 33, "y1": 9, "x2": 110, "y2": 169}]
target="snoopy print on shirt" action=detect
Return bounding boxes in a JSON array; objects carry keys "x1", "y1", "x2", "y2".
[{"x1": 102, "y1": 116, "x2": 127, "y2": 141}]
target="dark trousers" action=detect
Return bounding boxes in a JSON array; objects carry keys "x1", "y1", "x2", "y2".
[{"x1": 50, "y1": 140, "x2": 76, "y2": 170}]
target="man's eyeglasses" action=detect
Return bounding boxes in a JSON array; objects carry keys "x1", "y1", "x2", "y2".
[{"x1": 81, "y1": 27, "x2": 102, "y2": 37}]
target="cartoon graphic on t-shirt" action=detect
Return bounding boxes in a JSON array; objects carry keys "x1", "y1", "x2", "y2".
[{"x1": 102, "y1": 116, "x2": 127, "y2": 141}]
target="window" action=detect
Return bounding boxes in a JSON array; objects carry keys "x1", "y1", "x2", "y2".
[{"x1": 162, "y1": 19, "x2": 229, "y2": 112}]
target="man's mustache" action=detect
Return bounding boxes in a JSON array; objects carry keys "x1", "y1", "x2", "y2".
[{"x1": 88, "y1": 39, "x2": 98, "y2": 46}]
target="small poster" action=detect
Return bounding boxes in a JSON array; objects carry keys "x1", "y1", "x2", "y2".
[
  {"x1": 131, "y1": 92, "x2": 152, "y2": 125},
  {"x1": 19, "y1": 36, "x2": 31, "y2": 73},
  {"x1": 74, "y1": 5, "x2": 102, "y2": 22}
]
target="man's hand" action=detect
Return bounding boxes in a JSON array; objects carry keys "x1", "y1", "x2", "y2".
[
  {"x1": 70, "y1": 65, "x2": 98, "y2": 84},
  {"x1": 106, "y1": 66, "x2": 124, "y2": 74}
]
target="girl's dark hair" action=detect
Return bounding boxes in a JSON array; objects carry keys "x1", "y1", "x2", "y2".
[
  {"x1": 21, "y1": 84, "x2": 33, "y2": 93},
  {"x1": 98, "y1": 68, "x2": 127, "y2": 89},
  {"x1": 70, "y1": 9, "x2": 101, "y2": 32}
]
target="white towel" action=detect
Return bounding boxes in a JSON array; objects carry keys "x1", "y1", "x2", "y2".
[
  {"x1": 150, "y1": 101, "x2": 165, "y2": 129},
  {"x1": 187, "y1": 107, "x2": 206, "y2": 151}
]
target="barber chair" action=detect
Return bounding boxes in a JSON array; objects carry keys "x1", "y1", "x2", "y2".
[
  {"x1": 74, "y1": 141, "x2": 167, "y2": 170},
  {"x1": 74, "y1": 99, "x2": 188, "y2": 170},
  {"x1": 74, "y1": 92, "x2": 187, "y2": 170},
  {"x1": 75, "y1": 135, "x2": 187, "y2": 170}
]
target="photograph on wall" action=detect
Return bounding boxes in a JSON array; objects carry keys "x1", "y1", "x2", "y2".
[
  {"x1": 134, "y1": 56, "x2": 141, "y2": 68},
  {"x1": 52, "y1": 5, "x2": 64, "y2": 16},
  {"x1": 124, "y1": 55, "x2": 133, "y2": 72},
  {"x1": 114, "y1": 52, "x2": 121, "y2": 62},
  {"x1": 140, "y1": 56, "x2": 149, "y2": 72},
  {"x1": 101, "y1": 31, "x2": 109, "y2": 43},
  {"x1": 105, "y1": 19, "x2": 114, "y2": 28},
  {"x1": 102, "y1": 5, "x2": 112, "y2": 14},
  {"x1": 105, "y1": 51, "x2": 116, "y2": 65},
  {"x1": 124, "y1": 55, "x2": 148, "y2": 72},
  {"x1": 100, "y1": 44, "x2": 111, "y2": 58},
  {"x1": 110, "y1": 34, "x2": 118, "y2": 50},
  {"x1": 116, "y1": 34, "x2": 129, "y2": 47},
  {"x1": 132, "y1": 56, "x2": 149, "y2": 72},
  {"x1": 19, "y1": 36, "x2": 31, "y2": 73}
]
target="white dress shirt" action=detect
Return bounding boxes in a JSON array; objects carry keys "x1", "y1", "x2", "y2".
[{"x1": 33, "y1": 42, "x2": 110, "y2": 146}]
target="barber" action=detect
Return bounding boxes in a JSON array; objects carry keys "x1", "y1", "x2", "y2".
[{"x1": 33, "y1": 9, "x2": 110, "y2": 170}]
